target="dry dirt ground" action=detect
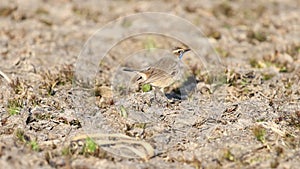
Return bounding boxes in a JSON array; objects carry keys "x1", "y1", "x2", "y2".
[{"x1": 0, "y1": 0, "x2": 300, "y2": 168}]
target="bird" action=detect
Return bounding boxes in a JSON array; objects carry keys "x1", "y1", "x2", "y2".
[{"x1": 123, "y1": 47, "x2": 190, "y2": 98}]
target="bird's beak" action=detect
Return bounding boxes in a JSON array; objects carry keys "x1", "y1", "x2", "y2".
[{"x1": 184, "y1": 49, "x2": 191, "y2": 53}]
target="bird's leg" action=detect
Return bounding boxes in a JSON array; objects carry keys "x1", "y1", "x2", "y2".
[
  {"x1": 150, "y1": 87, "x2": 159, "y2": 104},
  {"x1": 152, "y1": 87, "x2": 169, "y2": 106},
  {"x1": 153, "y1": 87, "x2": 159, "y2": 101},
  {"x1": 150, "y1": 87, "x2": 158, "y2": 104}
]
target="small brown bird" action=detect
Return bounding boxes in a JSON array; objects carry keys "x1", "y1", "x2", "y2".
[{"x1": 123, "y1": 47, "x2": 190, "y2": 96}]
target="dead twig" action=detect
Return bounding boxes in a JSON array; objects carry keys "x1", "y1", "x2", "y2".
[{"x1": 71, "y1": 133, "x2": 155, "y2": 160}]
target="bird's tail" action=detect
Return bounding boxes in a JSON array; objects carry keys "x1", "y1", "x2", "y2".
[{"x1": 122, "y1": 67, "x2": 139, "y2": 72}]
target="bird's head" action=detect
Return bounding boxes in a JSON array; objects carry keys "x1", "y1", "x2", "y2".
[{"x1": 172, "y1": 47, "x2": 190, "y2": 59}]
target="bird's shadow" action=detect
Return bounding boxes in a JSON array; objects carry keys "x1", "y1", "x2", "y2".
[{"x1": 165, "y1": 76, "x2": 197, "y2": 101}]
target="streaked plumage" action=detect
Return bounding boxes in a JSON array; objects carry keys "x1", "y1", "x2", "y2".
[{"x1": 123, "y1": 47, "x2": 190, "y2": 94}]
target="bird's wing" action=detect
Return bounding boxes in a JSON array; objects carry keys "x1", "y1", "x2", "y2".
[{"x1": 143, "y1": 68, "x2": 175, "y2": 84}]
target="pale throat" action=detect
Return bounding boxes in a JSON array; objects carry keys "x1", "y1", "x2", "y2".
[{"x1": 179, "y1": 52, "x2": 184, "y2": 60}]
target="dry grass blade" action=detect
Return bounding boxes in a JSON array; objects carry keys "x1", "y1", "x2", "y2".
[
  {"x1": 0, "y1": 69, "x2": 12, "y2": 84},
  {"x1": 72, "y1": 133, "x2": 155, "y2": 160},
  {"x1": 111, "y1": 144, "x2": 151, "y2": 160},
  {"x1": 256, "y1": 121, "x2": 287, "y2": 137}
]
